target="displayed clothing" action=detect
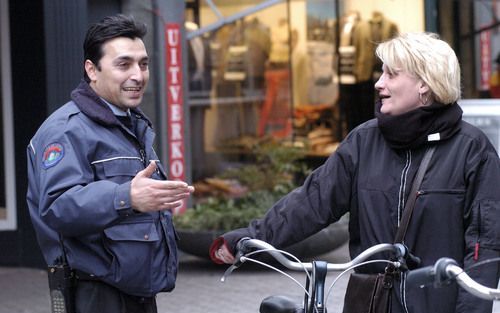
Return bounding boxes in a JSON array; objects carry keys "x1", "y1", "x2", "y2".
[
  {"x1": 269, "y1": 18, "x2": 290, "y2": 65},
  {"x1": 339, "y1": 11, "x2": 399, "y2": 132},
  {"x1": 339, "y1": 11, "x2": 374, "y2": 84},
  {"x1": 369, "y1": 11, "x2": 399, "y2": 79},
  {"x1": 339, "y1": 81, "x2": 374, "y2": 133},
  {"x1": 208, "y1": 23, "x2": 260, "y2": 146},
  {"x1": 186, "y1": 22, "x2": 206, "y2": 91},
  {"x1": 338, "y1": 11, "x2": 362, "y2": 84},
  {"x1": 258, "y1": 69, "x2": 291, "y2": 137},
  {"x1": 307, "y1": 40, "x2": 337, "y2": 105},
  {"x1": 244, "y1": 17, "x2": 271, "y2": 90}
]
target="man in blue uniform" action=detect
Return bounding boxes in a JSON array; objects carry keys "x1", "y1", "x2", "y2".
[{"x1": 27, "y1": 14, "x2": 194, "y2": 313}]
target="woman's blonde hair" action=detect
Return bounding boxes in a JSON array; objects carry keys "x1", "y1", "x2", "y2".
[{"x1": 375, "y1": 32, "x2": 461, "y2": 104}]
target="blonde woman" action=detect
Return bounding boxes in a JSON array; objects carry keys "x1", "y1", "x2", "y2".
[{"x1": 211, "y1": 32, "x2": 500, "y2": 313}]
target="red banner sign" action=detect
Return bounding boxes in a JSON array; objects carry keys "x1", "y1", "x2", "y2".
[
  {"x1": 480, "y1": 28, "x2": 491, "y2": 91},
  {"x1": 165, "y1": 23, "x2": 187, "y2": 214}
]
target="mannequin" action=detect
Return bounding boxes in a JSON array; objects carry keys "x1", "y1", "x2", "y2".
[
  {"x1": 185, "y1": 21, "x2": 206, "y2": 91},
  {"x1": 258, "y1": 18, "x2": 295, "y2": 138},
  {"x1": 268, "y1": 17, "x2": 290, "y2": 67},
  {"x1": 338, "y1": 11, "x2": 374, "y2": 133},
  {"x1": 338, "y1": 11, "x2": 361, "y2": 85},
  {"x1": 338, "y1": 11, "x2": 399, "y2": 133},
  {"x1": 369, "y1": 11, "x2": 399, "y2": 80}
]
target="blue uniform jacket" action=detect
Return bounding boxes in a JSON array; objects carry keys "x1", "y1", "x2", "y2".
[{"x1": 27, "y1": 80, "x2": 178, "y2": 297}]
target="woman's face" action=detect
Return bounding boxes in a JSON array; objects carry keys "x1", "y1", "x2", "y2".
[{"x1": 374, "y1": 64, "x2": 427, "y2": 115}]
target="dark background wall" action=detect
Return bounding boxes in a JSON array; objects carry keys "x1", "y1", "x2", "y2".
[
  {"x1": 1, "y1": 0, "x2": 47, "y2": 267},
  {"x1": 0, "y1": 0, "x2": 121, "y2": 268}
]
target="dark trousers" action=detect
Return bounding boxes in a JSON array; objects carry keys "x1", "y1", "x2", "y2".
[
  {"x1": 339, "y1": 81, "x2": 375, "y2": 133},
  {"x1": 75, "y1": 280, "x2": 157, "y2": 313}
]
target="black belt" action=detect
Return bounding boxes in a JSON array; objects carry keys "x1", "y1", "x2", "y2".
[
  {"x1": 74, "y1": 270, "x2": 155, "y2": 304},
  {"x1": 74, "y1": 270, "x2": 100, "y2": 281}
]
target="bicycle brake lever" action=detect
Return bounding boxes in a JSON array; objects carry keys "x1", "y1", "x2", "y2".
[
  {"x1": 220, "y1": 238, "x2": 252, "y2": 282},
  {"x1": 220, "y1": 264, "x2": 237, "y2": 282},
  {"x1": 220, "y1": 255, "x2": 248, "y2": 282}
]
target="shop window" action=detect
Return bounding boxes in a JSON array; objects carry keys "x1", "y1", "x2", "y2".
[
  {"x1": 470, "y1": 0, "x2": 500, "y2": 98},
  {"x1": 185, "y1": 0, "x2": 424, "y2": 194},
  {"x1": 0, "y1": 0, "x2": 16, "y2": 230},
  {"x1": 187, "y1": 1, "x2": 341, "y2": 182}
]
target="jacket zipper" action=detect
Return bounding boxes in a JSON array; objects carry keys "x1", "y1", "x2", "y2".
[
  {"x1": 133, "y1": 117, "x2": 148, "y2": 167},
  {"x1": 398, "y1": 150, "x2": 412, "y2": 226},
  {"x1": 416, "y1": 189, "x2": 465, "y2": 195},
  {"x1": 400, "y1": 150, "x2": 411, "y2": 313},
  {"x1": 139, "y1": 148, "x2": 147, "y2": 167}
]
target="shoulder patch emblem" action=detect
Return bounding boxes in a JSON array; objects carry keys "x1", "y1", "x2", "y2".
[{"x1": 42, "y1": 143, "x2": 64, "y2": 169}]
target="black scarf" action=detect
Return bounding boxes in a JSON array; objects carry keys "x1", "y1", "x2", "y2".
[{"x1": 375, "y1": 100, "x2": 463, "y2": 150}]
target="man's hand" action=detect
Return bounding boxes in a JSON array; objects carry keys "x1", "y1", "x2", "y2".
[{"x1": 130, "y1": 161, "x2": 195, "y2": 212}]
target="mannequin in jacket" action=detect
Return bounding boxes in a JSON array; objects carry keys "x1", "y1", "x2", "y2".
[{"x1": 210, "y1": 32, "x2": 500, "y2": 313}]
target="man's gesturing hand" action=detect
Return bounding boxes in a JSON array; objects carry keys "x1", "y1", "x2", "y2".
[{"x1": 130, "y1": 161, "x2": 195, "y2": 212}]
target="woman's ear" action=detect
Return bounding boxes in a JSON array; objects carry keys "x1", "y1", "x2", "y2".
[{"x1": 418, "y1": 80, "x2": 430, "y2": 94}]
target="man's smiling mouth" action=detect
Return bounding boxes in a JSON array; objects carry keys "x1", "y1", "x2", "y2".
[{"x1": 123, "y1": 87, "x2": 141, "y2": 92}]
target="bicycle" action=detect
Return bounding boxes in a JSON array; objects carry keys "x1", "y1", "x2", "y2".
[
  {"x1": 407, "y1": 257, "x2": 500, "y2": 301},
  {"x1": 220, "y1": 238, "x2": 421, "y2": 313}
]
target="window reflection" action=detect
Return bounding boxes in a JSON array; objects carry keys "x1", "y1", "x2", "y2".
[
  {"x1": 186, "y1": 0, "x2": 423, "y2": 198},
  {"x1": 188, "y1": 2, "x2": 300, "y2": 183}
]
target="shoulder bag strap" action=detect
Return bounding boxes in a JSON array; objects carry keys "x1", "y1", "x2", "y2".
[{"x1": 394, "y1": 146, "x2": 436, "y2": 243}]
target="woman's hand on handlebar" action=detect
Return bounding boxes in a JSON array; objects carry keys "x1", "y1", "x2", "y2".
[
  {"x1": 209, "y1": 237, "x2": 236, "y2": 264},
  {"x1": 214, "y1": 243, "x2": 235, "y2": 264}
]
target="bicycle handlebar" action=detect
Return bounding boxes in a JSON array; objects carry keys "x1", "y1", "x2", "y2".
[
  {"x1": 222, "y1": 238, "x2": 420, "y2": 281},
  {"x1": 407, "y1": 257, "x2": 500, "y2": 301},
  {"x1": 221, "y1": 239, "x2": 500, "y2": 304}
]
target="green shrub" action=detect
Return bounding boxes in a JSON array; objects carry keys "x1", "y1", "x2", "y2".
[{"x1": 174, "y1": 141, "x2": 311, "y2": 231}]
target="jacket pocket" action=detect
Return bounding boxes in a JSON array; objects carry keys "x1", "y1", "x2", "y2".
[
  {"x1": 102, "y1": 157, "x2": 143, "y2": 177},
  {"x1": 92, "y1": 157, "x2": 143, "y2": 183},
  {"x1": 418, "y1": 189, "x2": 465, "y2": 195},
  {"x1": 102, "y1": 219, "x2": 159, "y2": 294},
  {"x1": 478, "y1": 200, "x2": 500, "y2": 249},
  {"x1": 409, "y1": 189, "x2": 466, "y2": 254},
  {"x1": 417, "y1": 189, "x2": 466, "y2": 215}
]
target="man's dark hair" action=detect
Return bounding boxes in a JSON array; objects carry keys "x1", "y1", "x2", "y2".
[{"x1": 83, "y1": 14, "x2": 147, "y2": 82}]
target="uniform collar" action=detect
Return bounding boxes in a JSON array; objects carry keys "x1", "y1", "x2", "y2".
[
  {"x1": 100, "y1": 97, "x2": 130, "y2": 117},
  {"x1": 70, "y1": 80, "x2": 152, "y2": 128}
]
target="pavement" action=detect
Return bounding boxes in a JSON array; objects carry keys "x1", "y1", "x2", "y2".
[
  {"x1": 0, "y1": 243, "x2": 350, "y2": 313},
  {"x1": 1, "y1": 242, "x2": 499, "y2": 313}
]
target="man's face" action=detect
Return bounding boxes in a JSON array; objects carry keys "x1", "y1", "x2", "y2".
[{"x1": 85, "y1": 37, "x2": 149, "y2": 111}]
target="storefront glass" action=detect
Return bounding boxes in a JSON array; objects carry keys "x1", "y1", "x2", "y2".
[
  {"x1": 185, "y1": 0, "x2": 424, "y2": 190},
  {"x1": 472, "y1": 0, "x2": 500, "y2": 98},
  {"x1": 450, "y1": 1, "x2": 500, "y2": 156}
]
